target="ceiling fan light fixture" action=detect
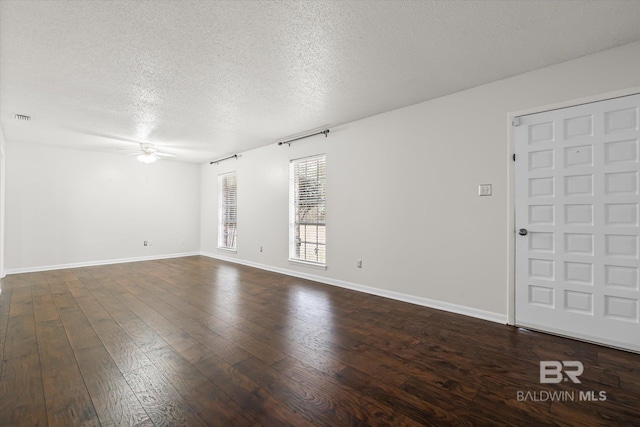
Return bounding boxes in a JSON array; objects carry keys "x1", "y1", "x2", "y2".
[{"x1": 137, "y1": 153, "x2": 158, "y2": 163}]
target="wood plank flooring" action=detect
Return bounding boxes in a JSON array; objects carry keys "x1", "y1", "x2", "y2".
[{"x1": 0, "y1": 255, "x2": 638, "y2": 426}]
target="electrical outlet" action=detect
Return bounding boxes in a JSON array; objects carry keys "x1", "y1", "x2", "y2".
[
  {"x1": 144, "y1": 241, "x2": 148, "y2": 246},
  {"x1": 260, "y1": 246, "x2": 263, "y2": 252},
  {"x1": 357, "y1": 259, "x2": 362, "y2": 268}
]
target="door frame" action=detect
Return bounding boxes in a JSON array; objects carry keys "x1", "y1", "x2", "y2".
[
  {"x1": 0, "y1": 127, "x2": 5, "y2": 281},
  {"x1": 506, "y1": 85, "x2": 640, "y2": 326}
]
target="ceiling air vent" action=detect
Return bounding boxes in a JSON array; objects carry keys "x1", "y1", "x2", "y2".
[{"x1": 13, "y1": 114, "x2": 31, "y2": 121}]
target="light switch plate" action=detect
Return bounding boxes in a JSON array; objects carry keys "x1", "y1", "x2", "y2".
[{"x1": 478, "y1": 184, "x2": 492, "y2": 196}]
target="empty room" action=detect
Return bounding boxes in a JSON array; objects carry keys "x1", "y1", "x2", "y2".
[{"x1": 1, "y1": 1, "x2": 639, "y2": 425}]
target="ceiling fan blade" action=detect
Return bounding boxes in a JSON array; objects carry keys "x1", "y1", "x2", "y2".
[{"x1": 155, "y1": 152, "x2": 176, "y2": 157}]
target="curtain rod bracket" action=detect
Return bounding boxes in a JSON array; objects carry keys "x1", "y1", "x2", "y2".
[{"x1": 278, "y1": 129, "x2": 330, "y2": 146}]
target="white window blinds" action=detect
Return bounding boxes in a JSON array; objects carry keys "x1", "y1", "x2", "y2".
[
  {"x1": 290, "y1": 154, "x2": 326, "y2": 264},
  {"x1": 218, "y1": 172, "x2": 237, "y2": 250}
]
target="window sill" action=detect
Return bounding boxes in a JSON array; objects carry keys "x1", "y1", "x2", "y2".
[
  {"x1": 217, "y1": 247, "x2": 237, "y2": 254},
  {"x1": 288, "y1": 259, "x2": 327, "y2": 270}
]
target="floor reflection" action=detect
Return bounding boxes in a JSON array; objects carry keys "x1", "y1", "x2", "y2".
[{"x1": 213, "y1": 265, "x2": 241, "y2": 318}]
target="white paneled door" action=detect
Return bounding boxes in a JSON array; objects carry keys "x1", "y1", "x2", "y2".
[{"x1": 515, "y1": 94, "x2": 640, "y2": 353}]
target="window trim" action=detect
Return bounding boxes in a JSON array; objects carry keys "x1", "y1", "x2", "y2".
[
  {"x1": 289, "y1": 154, "x2": 326, "y2": 266},
  {"x1": 217, "y1": 171, "x2": 237, "y2": 251},
  {"x1": 288, "y1": 258, "x2": 328, "y2": 270}
]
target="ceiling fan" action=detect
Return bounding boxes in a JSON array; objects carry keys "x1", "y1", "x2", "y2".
[{"x1": 130, "y1": 143, "x2": 176, "y2": 163}]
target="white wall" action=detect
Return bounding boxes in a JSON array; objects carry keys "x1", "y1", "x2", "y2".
[
  {"x1": 0, "y1": 126, "x2": 6, "y2": 279},
  {"x1": 5, "y1": 142, "x2": 201, "y2": 272},
  {"x1": 201, "y1": 41, "x2": 640, "y2": 320}
]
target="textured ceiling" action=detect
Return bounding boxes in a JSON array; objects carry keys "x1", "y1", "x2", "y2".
[{"x1": 1, "y1": 1, "x2": 640, "y2": 163}]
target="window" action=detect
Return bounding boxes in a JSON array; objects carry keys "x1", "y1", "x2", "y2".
[
  {"x1": 290, "y1": 154, "x2": 326, "y2": 265},
  {"x1": 218, "y1": 172, "x2": 237, "y2": 250}
]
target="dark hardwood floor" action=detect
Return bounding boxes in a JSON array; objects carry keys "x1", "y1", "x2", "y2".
[{"x1": 0, "y1": 256, "x2": 638, "y2": 426}]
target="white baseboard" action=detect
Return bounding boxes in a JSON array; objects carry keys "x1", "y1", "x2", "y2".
[
  {"x1": 5, "y1": 252, "x2": 200, "y2": 275},
  {"x1": 5, "y1": 250, "x2": 508, "y2": 325},
  {"x1": 201, "y1": 251, "x2": 508, "y2": 325}
]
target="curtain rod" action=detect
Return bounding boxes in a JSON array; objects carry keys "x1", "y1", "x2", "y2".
[
  {"x1": 209, "y1": 154, "x2": 238, "y2": 165},
  {"x1": 278, "y1": 129, "x2": 330, "y2": 146}
]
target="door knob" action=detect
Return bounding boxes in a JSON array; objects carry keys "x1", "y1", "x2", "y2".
[{"x1": 519, "y1": 228, "x2": 528, "y2": 236}]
